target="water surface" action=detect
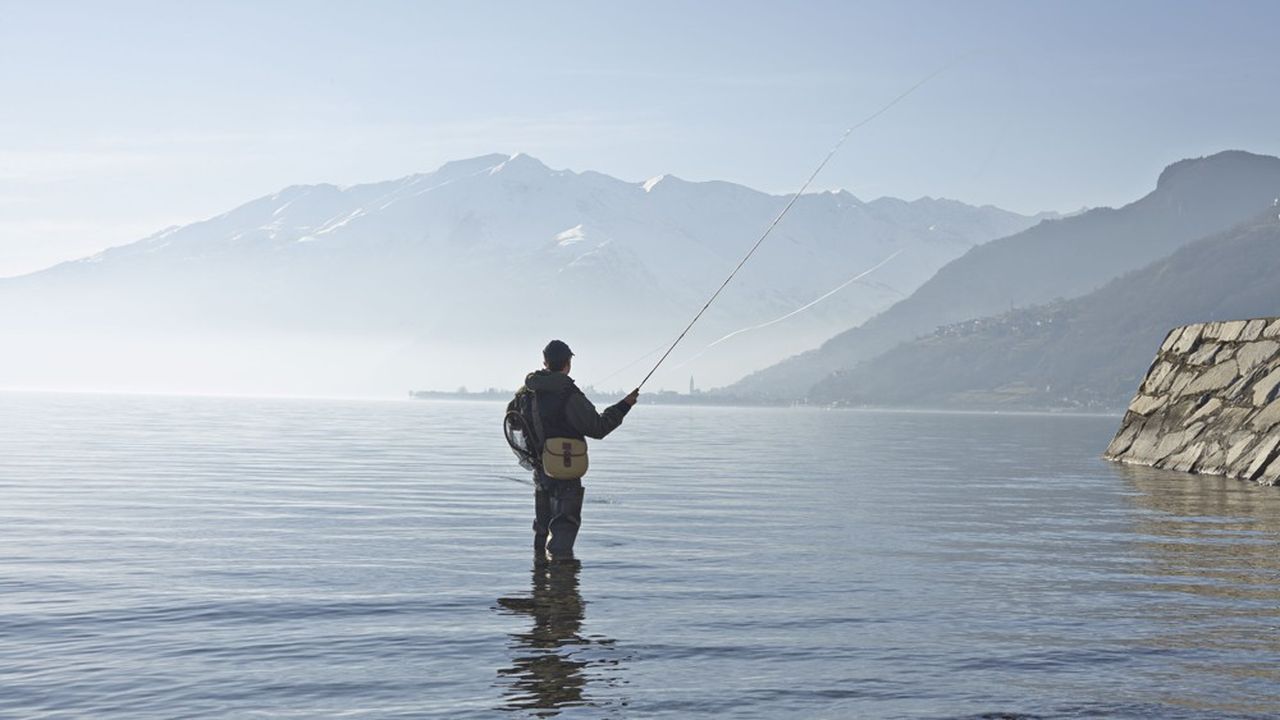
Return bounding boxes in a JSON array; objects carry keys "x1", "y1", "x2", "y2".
[{"x1": 2, "y1": 393, "x2": 1279, "y2": 718}]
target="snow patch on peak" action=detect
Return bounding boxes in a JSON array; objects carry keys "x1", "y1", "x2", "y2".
[
  {"x1": 141, "y1": 225, "x2": 181, "y2": 245},
  {"x1": 272, "y1": 199, "x2": 297, "y2": 217},
  {"x1": 643, "y1": 175, "x2": 666, "y2": 193},
  {"x1": 490, "y1": 152, "x2": 550, "y2": 176},
  {"x1": 314, "y1": 208, "x2": 367, "y2": 237},
  {"x1": 555, "y1": 224, "x2": 587, "y2": 246}
]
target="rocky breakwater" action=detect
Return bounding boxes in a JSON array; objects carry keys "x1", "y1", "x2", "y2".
[{"x1": 1104, "y1": 318, "x2": 1280, "y2": 485}]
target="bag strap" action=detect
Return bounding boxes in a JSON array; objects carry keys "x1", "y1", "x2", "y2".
[{"x1": 528, "y1": 390, "x2": 548, "y2": 453}]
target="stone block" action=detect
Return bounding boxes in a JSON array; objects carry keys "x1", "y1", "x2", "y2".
[
  {"x1": 1265, "y1": 318, "x2": 1280, "y2": 339},
  {"x1": 1225, "y1": 427, "x2": 1257, "y2": 446},
  {"x1": 1125, "y1": 425, "x2": 1169, "y2": 463},
  {"x1": 1185, "y1": 420, "x2": 1207, "y2": 441},
  {"x1": 1218, "y1": 320, "x2": 1248, "y2": 342},
  {"x1": 1152, "y1": 430, "x2": 1190, "y2": 461},
  {"x1": 1188, "y1": 397, "x2": 1223, "y2": 424},
  {"x1": 1187, "y1": 342, "x2": 1222, "y2": 366},
  {"x1": 1168, "y1": 371, "x2": 1194, "y2": 397},
  {"x1": 1250, "y1": 399, "x2": 1280, "y2": 430},
  {"x1": 1161, "y1": 328, "x2": 1184, "y2": 352},
  {"x1": 1225, "y1": 370, "x2": 1258, "y2": 400},
  {"x1": 1244, "y1": 434, "x2": 1280, "y2": 480},
  {"x1": 1242, "y1": 319, "x2": 1268, "y2": 342},
  {"x1": 1142, "y1": 361, "x2": 1175, "y2": 394},
  {"x1": 1252, "y1": 367, "x2": 1280, "y2": 406},
  {"x1": 1259, "y1": 455, "x2": 1280, "y2": 486},
  {"x1": 1166, "y1": 397, "x2": 1203, "y2": 424},
  {"x1": 1164, "y1": 442, "x2": 1205, "y2": 472},
  {"x1": 1174, "y1": 324, "x2": 1203, "y2": 353},
  {"x1": 1128, "y1": 394, "x2": 1168, "y2": 416},
  {"x1": 1236, "y1": 340, "x2": 1280, "y2": 374},
  {"x1": 1184, "y1": 358, "x2": 1240, "y2": 395},
  {"x1": 1227, "y1": 450, "x2": 1260, "y2": 480},
  {"x1": 1216, "y1": 408, "x2": 1252, "y2": 432},
  {"x1": 1197, "y1": 442, "x2": 1227, "y2": 474},
  {"x1": 1155, "y1": 366, "x2": 1183, "y2": 395},
  {"x1": 1224, "y1": 434, "x2": 1258, "y2": 469},
  {"x1": 1105, "y1": 421, "x2": 1141, "y2": 457}
]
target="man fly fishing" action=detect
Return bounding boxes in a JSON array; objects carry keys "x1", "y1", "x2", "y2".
[
  {"x1": 505, "y1": 340, "x2": 639, "y2": 560},
  {"x1": 502, "y1": 65, "x2": 948, "y2": 562}
]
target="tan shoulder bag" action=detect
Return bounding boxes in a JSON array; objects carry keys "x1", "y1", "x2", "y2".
[{"x1": 541, "y1": 437, "x2": 589, "y2": 480}]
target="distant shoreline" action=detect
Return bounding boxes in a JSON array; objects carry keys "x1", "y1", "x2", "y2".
[
  {"x1": 407, "y1": 389, "x2": 1122, "y2": 416},
  {"x1": 407, "y1": 389, "x2": 791, "y2": 408}
]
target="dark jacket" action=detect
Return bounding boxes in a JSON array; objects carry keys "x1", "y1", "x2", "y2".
[{"x1": 521, "y1": 369, "x2": 631, "y2": 440}]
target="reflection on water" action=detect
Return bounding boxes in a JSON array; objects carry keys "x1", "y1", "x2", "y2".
[
  {"x1": 495, "y1": 560, "x2": 624, "y2": 717},
  {"x1": 1120, "y1": 465, "x2": 1280, "y2": 717}
]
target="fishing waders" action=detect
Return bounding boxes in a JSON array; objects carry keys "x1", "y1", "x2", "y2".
[{"x1": 533, "y1": 472, "x2": 585, "y2": 559}]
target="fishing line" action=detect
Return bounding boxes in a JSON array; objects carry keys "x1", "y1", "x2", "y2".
[
  {"x1": 589, "y1": 340, "x2": 671, "y2": 389},
  {"x1": 592, "y1": 254, "x2": 902, "y2": 388},
  {"x1": 669, "y1": 249, "x2": 902, "y2": 371},
  {"x1": 634, "y1": 62, "x2": 954, "y2": 390}
]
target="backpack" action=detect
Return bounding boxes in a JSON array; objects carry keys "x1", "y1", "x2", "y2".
[
  {"x1": 504, "y1": 386, "x2": 590, "y2": 479},
  {"x1": 504, "y1": 387, "x2": 545, "y2": 471}
]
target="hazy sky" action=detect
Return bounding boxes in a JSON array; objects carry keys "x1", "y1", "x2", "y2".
[{"x1": 2, "y1": 0, "x2": 1278, "y2": 277}]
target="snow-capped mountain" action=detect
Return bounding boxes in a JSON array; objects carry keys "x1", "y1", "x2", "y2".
[{"x1": 0, "y1": 153, "x2": 1051, "y2": 396}]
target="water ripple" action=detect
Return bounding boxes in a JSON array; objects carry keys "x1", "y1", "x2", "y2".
[{"x1": 2, "y1": 394, "x2": 1280, "y2": 718}]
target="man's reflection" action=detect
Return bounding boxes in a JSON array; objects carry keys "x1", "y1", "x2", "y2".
[{"x1": 496, "y1": 559, "x2": 620, "y2": 716}]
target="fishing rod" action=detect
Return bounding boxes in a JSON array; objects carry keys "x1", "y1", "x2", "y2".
[{"x1": 633, "y1": 64, "x2": 953, "y2": 391}]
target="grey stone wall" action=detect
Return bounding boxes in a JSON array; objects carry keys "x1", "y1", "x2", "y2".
[{"x1": 1104, "y1": 317, "x2": 1280, "y2": 485}]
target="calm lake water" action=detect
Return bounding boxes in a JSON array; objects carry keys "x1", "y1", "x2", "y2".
[{"x1": 2, "y1": 393, "x2": 1280, "y2": 719}]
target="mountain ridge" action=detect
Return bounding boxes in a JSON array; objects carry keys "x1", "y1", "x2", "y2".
[
  {"x1": 727, "y1": 150, "x2": 1280, "y2": 400},
  {"x1": 0, "y1": 153, "x2": 1045, "y2": 396},
  {"x1": 810, "y1": 207, "x2": 1280, "y2": 409}
]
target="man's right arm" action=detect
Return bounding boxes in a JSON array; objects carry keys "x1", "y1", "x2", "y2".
[{"x1": 565, "y1": 389, "x2": 637, "y2": 440}]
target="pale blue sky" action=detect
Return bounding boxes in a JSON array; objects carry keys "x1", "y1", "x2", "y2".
[{"x1": 2, "y1": 0, "x2": 1277, "y2": 276}]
